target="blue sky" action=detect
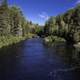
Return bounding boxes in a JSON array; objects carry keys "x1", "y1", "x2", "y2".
[{"x1": 8, "y1": 0, "x2": 80, "y2": 25}]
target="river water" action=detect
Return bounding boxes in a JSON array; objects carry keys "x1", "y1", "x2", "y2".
[{"x1": 0, "y1": 38, "x2": 80, "y2": 80}]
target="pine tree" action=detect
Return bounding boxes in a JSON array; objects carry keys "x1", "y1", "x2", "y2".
[{"x1": 0, "y1": 0, "x2": 10, "y2": 36}]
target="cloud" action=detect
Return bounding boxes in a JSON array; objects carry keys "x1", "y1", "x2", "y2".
[
  {"x1": 76, "y1": 0, "x2": 80, "y2": 4},
  {"x1": 38, "y1": 12, "x2": 49, "y2": 20}
]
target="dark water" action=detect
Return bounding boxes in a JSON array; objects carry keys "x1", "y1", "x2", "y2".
[{"x1": 0, "y1": 38, "x2": 80, "y2": 80}]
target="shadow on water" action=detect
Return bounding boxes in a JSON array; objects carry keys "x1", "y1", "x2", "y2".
[
  {"x1": 0, "y1": 38, "x2": 80, "y2": 80},
  {"x1": 0, "y1": 40, "x2": 25, "y2": 80},
  {"x1": 51, "y1": 43, "x2": 80, "y2": 80},
  {"x1": 54, "y1": 44, "x2": 80, "y2": 66}
]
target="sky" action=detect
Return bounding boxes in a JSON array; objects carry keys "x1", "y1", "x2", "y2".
[{"x1": 8, "y1": 0, "x2": 80, "y2": 25}]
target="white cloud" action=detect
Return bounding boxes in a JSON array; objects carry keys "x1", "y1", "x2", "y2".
[
  {"x1": 38, "y1": 12, "x2": 49, "y2": 20},
  {"x1": 76, "y1": 0, "x2": 80, "y2": 4}
]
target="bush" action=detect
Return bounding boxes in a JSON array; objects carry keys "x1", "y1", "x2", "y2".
[
  {"x1": 43, "y1": 36, "x2": 66, "y2": 46},
  {"x1": 0, "y1": 36, "x2": 26, "y2": 48}
]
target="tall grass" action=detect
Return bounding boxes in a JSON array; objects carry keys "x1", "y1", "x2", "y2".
[{"x1": 0, "y1": 36, "x2": 24, "y2": 48}]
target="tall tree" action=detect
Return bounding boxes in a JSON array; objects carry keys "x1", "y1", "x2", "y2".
[{"x1": 0, "y1": 0, "x2": 10, "y2": 36}]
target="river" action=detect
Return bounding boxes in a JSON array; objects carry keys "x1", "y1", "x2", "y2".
[{"x1": 0, "y1": 38, "x2": 80, "y2": 80}]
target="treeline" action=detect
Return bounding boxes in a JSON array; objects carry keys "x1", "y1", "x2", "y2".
[{"x1": 44, "y1": 4, "x2": 80, "y2": 43}]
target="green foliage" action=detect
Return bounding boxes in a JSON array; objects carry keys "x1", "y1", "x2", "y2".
[
  {"x1": 44, "y1": 4, "x2": 80, "y2": 43},
  {"x1": 33, "y1": 24, "x2": 43, "y2": 36},
  {"x1": 44, "y1": 17, "x2": 57, "y2": 35},
  {"x1": 0, "y1": 0, "x2": 33, "y2": 36},
  {"x1": 0, "y1": 2, "x2": 10, "y2": 35},
  {"x1": 44, "y1": 36, "x2": 66, "y2": 46},
  {"x1": 9, "y1": 7, "x2": 22, "y2": 36},
  {"x1": 0, "y1": 36, "x2": 25, "y2": 48},
  {"x1": 0, "y1": 0, "x2": 36, "y2": 48}
]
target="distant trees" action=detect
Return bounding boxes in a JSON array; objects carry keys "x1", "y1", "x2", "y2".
[
  {"x1": 34, "y1": 24, "x2": 44, "y2": 37},
  {"x1": 44, "y1": 17, "x2": 57, "y2": 35},
  {"x1": 44, "y1": 4, "x2": 80, "y2": 43}
]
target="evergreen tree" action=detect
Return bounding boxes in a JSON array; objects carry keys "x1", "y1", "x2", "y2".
[{"x1": 0, "y1": 0, "x2": 10, "y2": 36}]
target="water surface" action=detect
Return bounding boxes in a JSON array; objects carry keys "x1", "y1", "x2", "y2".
[{"x1": 0, "y1": 38, "x2": 80, "y2": 80}]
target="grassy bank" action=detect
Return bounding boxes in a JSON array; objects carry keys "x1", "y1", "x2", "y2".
[{"x1": 0, "y1": 33, "x2": 34, "y2": 48}]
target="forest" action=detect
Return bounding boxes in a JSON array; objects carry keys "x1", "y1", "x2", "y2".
[
  {"x1": 0, "y1": 0, "x2": 42, "y2": 48},
  {"x1": 0, "y1": 0, "x2": 80, "y2": 47},
  {"x1": 43, "y1": 4, "x2": 80, "y2": 45}
]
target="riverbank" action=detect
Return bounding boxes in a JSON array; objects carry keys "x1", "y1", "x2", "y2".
[
  {"x1": 0, "y1": 33, "x2": 35, "y2": 48},
  {"x1": 43, "y1": 36, "x2": 66, "y2": 46}
]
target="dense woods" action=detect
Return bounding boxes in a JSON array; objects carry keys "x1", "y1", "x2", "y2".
[
  {"x1": 44, "y1": 4, "x2": 80, "y2": 44},
  {"x1": 0, "y1": 0, "x2": 33, "y2": 36},
  {"x1": 0, "y1": 0, "x2": 41, "y2": 48}
]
